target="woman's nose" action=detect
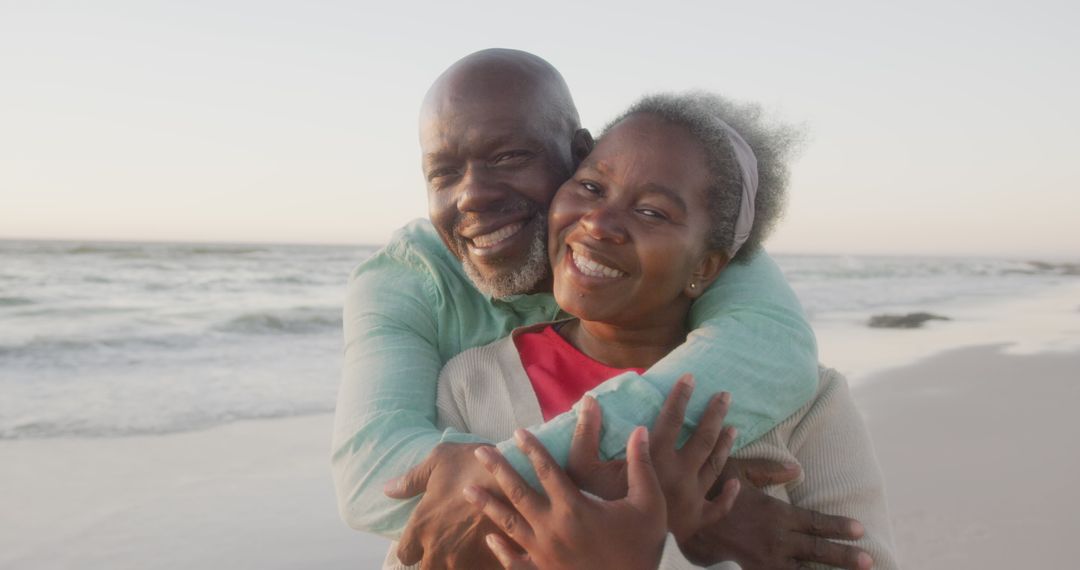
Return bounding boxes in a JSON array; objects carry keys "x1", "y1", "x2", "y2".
[{"x1": 580, "y1": 206, "x2": 628, "y2": 244}]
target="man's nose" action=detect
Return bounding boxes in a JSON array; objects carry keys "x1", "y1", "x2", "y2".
[
  {"x1": 580, "y1": 205, "x2": 628, "y2": 244},
  {"x1": 457, "y1": 163, "x2": 503, "y2": 213}
]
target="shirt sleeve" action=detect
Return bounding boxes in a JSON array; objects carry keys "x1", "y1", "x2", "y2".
[
  {"x1": 498, "y1": 251, "x2": 819, "y2": 487},
  {"x1": 330, "y1": 250, "x2": 490, "y2": 539},
  {"x1": 785, "y1": 370, "x2": 900, "y2": 570}
]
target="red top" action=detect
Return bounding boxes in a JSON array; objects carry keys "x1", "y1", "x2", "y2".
[{"x1": 513, "y1": 324, "x2": 645, "y2": 421}]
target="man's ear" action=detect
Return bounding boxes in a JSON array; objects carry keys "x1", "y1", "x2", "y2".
[
  {"x1": 684, "y1": 250, "x2": 729, "y2": 299},
  {"x1": 571, "y1": 128, "x2": 594, "y2": 166}
]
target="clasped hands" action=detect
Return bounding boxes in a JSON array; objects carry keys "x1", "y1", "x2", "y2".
[{"x1": 385, "y1": 375, "x2": 872, "y2": 569}]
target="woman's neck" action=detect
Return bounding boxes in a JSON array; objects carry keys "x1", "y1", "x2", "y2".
[{"x1": 560, "y1": 317, "x2": 687, "y2": 370}]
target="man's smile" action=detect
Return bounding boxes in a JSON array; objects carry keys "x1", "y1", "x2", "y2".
[
  {"x1": 459, "y1": 215, "x2": 540, "y2": 259},
  {"x1": 468, "y1": 220, "x2": 527, "y2": 249}
]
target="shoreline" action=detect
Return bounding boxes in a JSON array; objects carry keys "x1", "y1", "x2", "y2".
[
  {"x1": 815, "y1": 279, "x2": 1080, "y2": 383},
  {"x1": 3, "y1": 286, "x2": 1078, "y2": 569}
]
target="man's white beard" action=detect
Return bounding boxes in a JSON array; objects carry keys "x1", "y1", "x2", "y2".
[{"x1": 462, "y1": 215, "x2": 549, "y2": 299}]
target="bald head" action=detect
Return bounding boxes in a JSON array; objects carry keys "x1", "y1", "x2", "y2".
[{"x1": 421, "y1": 48, "x2": 580, "y2": 143}]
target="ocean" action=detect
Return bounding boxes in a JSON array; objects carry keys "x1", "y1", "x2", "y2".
[{"x1": 1, "y1": 239, "x2": 1076, "y2": 440}]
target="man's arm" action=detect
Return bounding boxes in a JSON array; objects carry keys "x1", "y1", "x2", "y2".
[
  {"x1": 498, "y1": 251, "x2": 819, "y2": 484},
  {"x1": 331, "y1": 249, "x2": 490, "y2": 538}
]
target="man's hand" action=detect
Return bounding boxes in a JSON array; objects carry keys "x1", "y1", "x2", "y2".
[
  {"x1": 384, "y1": 442, "x2": 505, "y2": 569},
  {"x1": 682, "y1": 474, "x2": 874, "y2": 570},
  {"x1": 565, "y1": 394, "x2": 628, "y2": 499},
  {"x1": 727, "y1": 457, "x2": 803, "y2": 489}
]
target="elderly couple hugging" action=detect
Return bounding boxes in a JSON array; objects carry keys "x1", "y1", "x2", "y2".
[{"x1": 331, "y1": 48, "x2": 897, "y2": 570}]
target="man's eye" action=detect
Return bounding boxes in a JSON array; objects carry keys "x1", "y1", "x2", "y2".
[
  {"x1": 427, "y1": 168, "x2": 458, "y2": 181},
  {"x1": 493, "y1": 151, "x2": 529, "y2": 164},
  {"x1": 581, "y1": 182, "x2": 601, "y2": 195}
]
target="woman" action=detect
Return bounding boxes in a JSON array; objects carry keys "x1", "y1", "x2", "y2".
[{"x1": 435, "y1": 92, "x2": 898, "y2": 569}]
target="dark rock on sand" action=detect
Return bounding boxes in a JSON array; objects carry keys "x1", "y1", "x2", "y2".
[{"x1": 868, "y1": 312, "x2": 951, "y2": 329}]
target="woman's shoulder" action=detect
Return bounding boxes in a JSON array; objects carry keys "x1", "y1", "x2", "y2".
[
  {"x1": 810, "y1": 365, "x2": 855, "y2": 410},
  {"x1": 439, "y1": 320, "x2": 571, "y2": 385},
  {"x1": 439, "y1": 335, "x2": 518, "y2": 385},
  {"x1": 734, "y1": 366, "x2": 854, "y2": 459}
]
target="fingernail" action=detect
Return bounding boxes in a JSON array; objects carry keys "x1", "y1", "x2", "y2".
[
  {"x1": 674, "y1": 376, "x2": 694, "y2": 399},
  {"x1": 720, "y1": 391, "x2": 731, "y2": 405},
  {"x1": 461, "y1": 484, "x2": 480, "y2": 503},
  {"x1": 582, "y1": 396, "x2": 594, "y2": 413},
  {"x1": 784, "y1": 462, "x2": 800, "y2": 470},
  {"x1": 485, "y1": 534, "x2": 500, "y2": 549},
  {"x1": 639, "y1": 425, "x2": 649, "y2": 444},
  {"x1": 382, "y1": 478, "x2": 401, "y2": 495},
  {"x1": 514, "y1": 429, "x2": 528, "y2": 446},
  {"x1": 851, "y1": 520, "x2": 865, "y2": 537},
  {"x1": 728, "y1": 427, "x2": 738, "y2": 440},
  {"x1": 474, "y1": 446, "x2": 495, "y2": 465},
  {"x1": 857, "y1": 551, "x2": 873, "y2": 568}
]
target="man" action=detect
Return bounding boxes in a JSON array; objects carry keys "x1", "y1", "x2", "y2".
[{"x1": 332, "y1": 48, "x2": 869, "y2": 569}]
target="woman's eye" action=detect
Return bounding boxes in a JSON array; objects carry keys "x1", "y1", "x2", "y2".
[
  {"x1": 581, "y1": 181, "x2": 601, "y2": 195},
  {"x1": 636, "y1": 208, "x2": 667, "y2": 220}
]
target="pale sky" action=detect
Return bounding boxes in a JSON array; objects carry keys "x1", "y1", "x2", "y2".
[{"x1": 2, "y1": 1, "x2": 1077, "y2": 257}]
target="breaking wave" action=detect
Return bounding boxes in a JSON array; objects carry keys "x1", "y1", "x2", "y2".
[{"x1": 214, "y1": 307, "x2": 341, "y2": 335}]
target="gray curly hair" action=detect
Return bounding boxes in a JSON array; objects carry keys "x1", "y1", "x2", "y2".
[{"x1": 602, "y1": 92, "x2": 802, "y2": 262}]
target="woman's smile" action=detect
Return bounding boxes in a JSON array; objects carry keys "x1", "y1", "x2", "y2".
[{"x1": 566, "y1": 243, "x2": 628, "y2": 280}]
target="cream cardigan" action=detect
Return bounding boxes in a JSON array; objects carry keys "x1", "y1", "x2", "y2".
[{"x1": 384, "y1": 325, "x2": 899, "y2": 570}]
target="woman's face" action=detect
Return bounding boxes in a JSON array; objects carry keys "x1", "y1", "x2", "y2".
[{"x1": 548, "y1": 113, "x2": 724, "y2": 327}]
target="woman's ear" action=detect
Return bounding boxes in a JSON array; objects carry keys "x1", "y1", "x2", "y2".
[
  {"x1": 684, "y1": 250, "x2": 729, "y2": 299},
  {"x1": 571, "y1": 128, "x2": 594, "y2": 166}
]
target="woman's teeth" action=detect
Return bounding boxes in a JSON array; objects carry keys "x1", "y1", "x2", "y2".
[
  {"x1": 471, "y1": 221, "x2": 525, "y2": 248},
  {"x1": 571, "y1": 248, "x2": 625, "y2": 278}
]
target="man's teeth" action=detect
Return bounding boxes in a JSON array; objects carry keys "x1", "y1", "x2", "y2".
[
  {"x1": 471, "y1": 222, "x2": 525, "y2": 248},
  {"x1": 572, "y1": 249, "x2": 625, "y2": 278}
]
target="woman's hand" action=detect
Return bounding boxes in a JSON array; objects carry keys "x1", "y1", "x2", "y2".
[
  {"x1": 568, "y1": 374, "x2": 741, "y2": 544},
  {"x1": 463, "y1": 426, "x2": 668, "y2": 570},
  {"x1": 648, "y1": 375, "x2": 741, "y2": 543}
]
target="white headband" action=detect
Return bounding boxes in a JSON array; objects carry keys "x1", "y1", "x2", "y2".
[{"x1": 715, "y1": 120, "x2": 758, "y2": 258}]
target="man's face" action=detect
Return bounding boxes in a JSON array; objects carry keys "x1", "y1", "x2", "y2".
[{"x1": 420, "y1": 91, "x2": 572, "y2": 297}]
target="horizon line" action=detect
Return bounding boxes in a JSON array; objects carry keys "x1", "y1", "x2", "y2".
[{"x1": 1, "y1": 235, "x2": 1076, "y2": 262}]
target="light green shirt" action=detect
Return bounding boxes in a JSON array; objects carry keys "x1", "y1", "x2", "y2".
[{"x1": 331, "y1": 219, "x2": 818, "y2": 538}]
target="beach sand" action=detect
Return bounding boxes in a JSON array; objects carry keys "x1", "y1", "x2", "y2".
[
  {"x1": 0, "y1": 414, "x2": 387, "y2": 569},
  {"x1": 855, "y1": 344, "x2": 1080, "y2": 569},
  {"x1": 3, "y1": 345, "x2": 1078, "y2": 569}
]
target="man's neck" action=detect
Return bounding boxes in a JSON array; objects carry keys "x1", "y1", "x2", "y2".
[{"x1": 531, "y1": 273, "x2": 554, "y2": 295}]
